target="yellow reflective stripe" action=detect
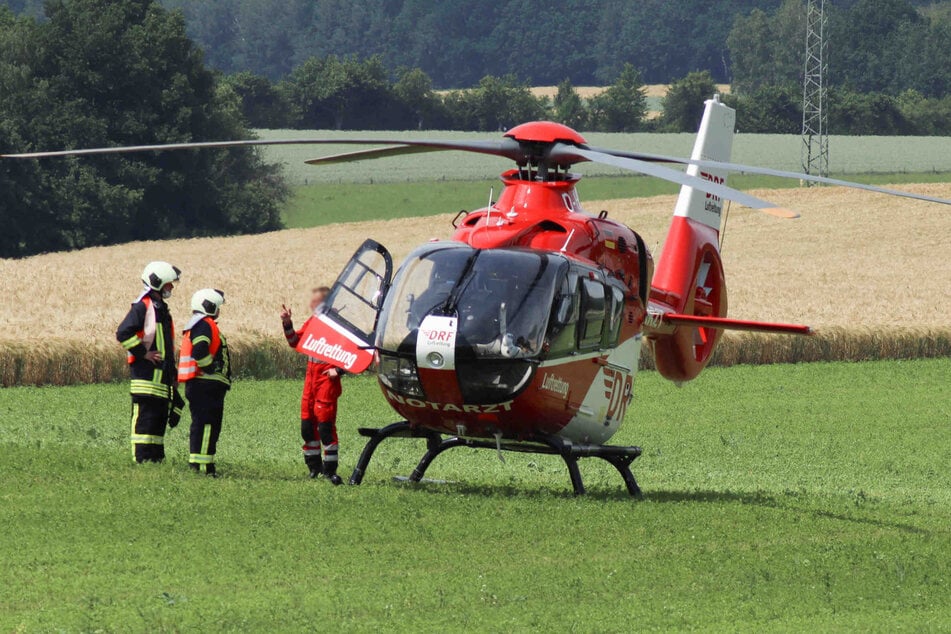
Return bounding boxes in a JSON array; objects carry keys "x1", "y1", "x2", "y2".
[
  {"x1": 189, "y1": 453, "x2": 214, "y2": 464},
  {"x1": 131, "y1": 434, "x2": 164, "y2": 445},
  {"x1": 195, "y1": 374, "x2": 231, "y2": 386},
  {"x1": 201, "y1": 424, "x2": 212, "y2": 455},
  {"x1": 130, "y1": 380, "x2": 170, "y2": 396},
  {"x1": 153, "y1": 323, "x2": 166, "y2": 384},
  {"x1": 130, "y1": 380, "x2": 171, "y2": 399},
  {"x1": 156, "y1": 323, "x2": 166, "y2": 356},
  {"x1": 121, "y1": 335, "x2": 142, "y2": 350},
  {"x1": 220, "y1": 337, "x2": 230, "y2": 379},
  {"x1": 130, "y1": 402, "x2": 139, "y2": 462},
  {"x1": 192, "y1": 335, "x2": 211, "y2": 346},
  {"x1": 194, "y1": 354, "x2": 214, "y2": 367}
]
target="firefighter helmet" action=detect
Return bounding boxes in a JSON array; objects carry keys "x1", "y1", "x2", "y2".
[
  {"x1": 191, "y1": 288, "x2": 226, "y2": 318},
  {"x1": 141, "y1": 261, "x2": 181, "y2": 292}
]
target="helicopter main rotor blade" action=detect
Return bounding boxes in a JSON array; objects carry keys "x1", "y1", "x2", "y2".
[
  {"x1": 304, "y1": 145, "x2": 440, "y2": 165},
  {"x1": 588, "y1": 147, "x2": 951, "y2": 207},
  {"x1": 0, "y1": 137, "x2": 525, "y2": 162},
  {"x1": 556, "y1": 144, "x2": 798, "y2": 218}
]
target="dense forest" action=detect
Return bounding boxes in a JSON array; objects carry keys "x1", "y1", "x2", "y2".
[
  {"x1": 2, "y1": 0, "x2": 947, "y2": 88},
  {"x1": 3, "y1": 0, "x2": 788, "y2": 85}
]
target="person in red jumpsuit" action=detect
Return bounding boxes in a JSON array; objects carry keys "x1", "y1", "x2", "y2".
[{"x1": 280, "y1": 286, "x2": 344, "y2": 484}]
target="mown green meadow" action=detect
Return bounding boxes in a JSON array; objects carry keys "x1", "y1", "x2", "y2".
[
  {"x1": 283, "y1": 171, "x2": 951, "y2": 228},
  {"x1": 256, "y1": 129, "x2": 951, "y2": 187},
  {"x1": 1, "y1": 359, "x2": 948, "y2": 631}
]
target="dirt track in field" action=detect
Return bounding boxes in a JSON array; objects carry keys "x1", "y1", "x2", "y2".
[{"x1": 1, "y1": 182, "x2": 949, "y2": 352}]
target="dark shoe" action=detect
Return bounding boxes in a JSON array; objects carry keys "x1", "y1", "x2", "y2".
[
  {"x1": 327, "y1": 474, "x2": 343, "y2": 486},
  {"x1": 308, "y1": 469, "x2": 321, "y2": 479}
]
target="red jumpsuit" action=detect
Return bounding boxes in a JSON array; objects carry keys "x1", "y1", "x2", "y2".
[{"x1": 284, "y1": 316, "x2": 342, "y2": 478}]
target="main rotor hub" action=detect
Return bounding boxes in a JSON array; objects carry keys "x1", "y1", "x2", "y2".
[
  {"x1": 504, "y1": 121, "x2": 587, "y2": 146},
  {"x1": 503, "y1": 122, "x2": 587, "y2": 178}
]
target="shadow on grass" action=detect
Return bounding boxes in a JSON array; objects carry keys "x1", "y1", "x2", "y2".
[{"x1": 383, "y1": 479, "x2": 932, "y2": 535}]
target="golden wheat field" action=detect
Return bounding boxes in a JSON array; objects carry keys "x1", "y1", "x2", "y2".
[{"x1": 1, "y1": 182, "x2": 949, "y2": 385}]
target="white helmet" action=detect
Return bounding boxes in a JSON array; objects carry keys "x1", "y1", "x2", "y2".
[
  {"x1": 191, "y1": 288, "x2": 225, "y2": 318},
  {"x1": 141, "y1": 261, "x2": 181, "y2": 292}
]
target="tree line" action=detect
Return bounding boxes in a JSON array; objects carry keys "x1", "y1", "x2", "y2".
[
  {"x1": 226, "y1": 58, "x2": 655, "y2": 132},
  {"x1": 224, "y1": 54, "x2": 951, "y2": 137},
  {"x1": 724, "y1": 0, "x2": 951, "y2": 134},
  {"x1": 668, "y1": 71, "x2": 951, "y2": 136},
  {"x1": 207, "y1": 0, "x2": 951, "y2": 135}
]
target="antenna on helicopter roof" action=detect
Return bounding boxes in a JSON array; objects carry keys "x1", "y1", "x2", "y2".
[
  {"x1": 560, "y1": 229, "x2": 575, "y2": 253},
  {"x1": 486, "y1": 186, "x2": 494, "y2": 224}
]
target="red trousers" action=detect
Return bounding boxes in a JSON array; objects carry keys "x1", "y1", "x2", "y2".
[{"x1": 300, "y1": 362, "x2": 342, "y2": 473}]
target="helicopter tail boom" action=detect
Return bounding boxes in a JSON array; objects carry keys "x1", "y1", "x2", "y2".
[{"x1": 647, "y1": 96, "x2": 735, "y2": 382}]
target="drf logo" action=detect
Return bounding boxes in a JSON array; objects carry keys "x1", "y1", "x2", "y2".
[
  {"x1": 699, "y1": 171, "x2": 724, "y2": 201},
  {"x1": 602, "y1": 368, "x2": 633, "y2": 423},
  {"x1": 421, "y1": 329, "x2": 453, "y2": 342}
]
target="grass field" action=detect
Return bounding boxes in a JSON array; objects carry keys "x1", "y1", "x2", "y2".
[
  {"x1": 1, "y1": 359, "x2": 949, "y2": 630},
  {"x1": 254, "y1": 129, "x2": 951, "y2": 186}
]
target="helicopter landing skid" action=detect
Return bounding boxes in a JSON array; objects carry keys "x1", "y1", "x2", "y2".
[{"x1": 349, "y1": 422, "x2": 643, "y2": 497}]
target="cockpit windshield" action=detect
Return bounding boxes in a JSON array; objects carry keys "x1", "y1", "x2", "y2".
[{"x1": 377, "y1": 242, "x2": 567, "y2": 360}]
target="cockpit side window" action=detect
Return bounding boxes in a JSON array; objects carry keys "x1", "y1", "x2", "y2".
[
  {"x1": 546, "y1": 272, "x2": 580, "y2": 357},
  {"x1": 579, "y1": 278, "x2": 606, "y2": 350}
]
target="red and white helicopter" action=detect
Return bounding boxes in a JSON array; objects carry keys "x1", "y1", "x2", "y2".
[{"x1": 7, "y1": 96, "x2": 949, "y2": 495}]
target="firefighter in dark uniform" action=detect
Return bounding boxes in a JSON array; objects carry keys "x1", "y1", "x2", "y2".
[
  {"x1": 116, "y1": 261, "x2": 184, "y2": 463},
  {"x1": 178, "y1": 289, "x2": 231, "y2": 476},
  {"x1": 280, "y1": 286, "x2": 344, "y2": 484}
]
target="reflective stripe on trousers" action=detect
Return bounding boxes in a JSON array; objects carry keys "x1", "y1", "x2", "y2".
[{"x1": 189, "y1": 424, "x2": 215, "y2": 465}]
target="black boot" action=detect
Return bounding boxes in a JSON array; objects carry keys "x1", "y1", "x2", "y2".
[
  {"x1": 306, "y1": 458, "x2": 323, "y2": 479},
  {"x1": 323, "y1": 462, "x2": 343, "y2": 485}
]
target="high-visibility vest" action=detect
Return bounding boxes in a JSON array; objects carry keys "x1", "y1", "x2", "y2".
[
  {"x1": 178, "y1": 316, "x2": 222, "y2": 382},
  {"x1": 127, "y1": 295, "x2": 158, "y2": 365}
]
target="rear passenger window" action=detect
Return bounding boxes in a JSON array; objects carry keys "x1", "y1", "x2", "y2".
[{"x1": 604, "y1": 285, "x2": 625, "y2": 347}]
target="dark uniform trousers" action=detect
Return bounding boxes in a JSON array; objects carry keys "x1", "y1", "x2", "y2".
[
  {"x1": 131, "y1": 394, "x2": 180, "y2": 463},
  {"x1": 186, "y1": 380, "x2": 228, "y2": 474}
]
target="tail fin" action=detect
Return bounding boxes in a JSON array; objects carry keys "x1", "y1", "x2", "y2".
[
  {"x1": 646, "y1": 96, "x2": 735, "y2": 383},
  {"x1": 672, "y1": 94, "x2": 736, "y2": 234}
]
